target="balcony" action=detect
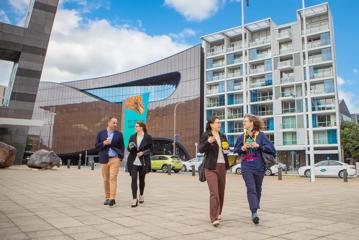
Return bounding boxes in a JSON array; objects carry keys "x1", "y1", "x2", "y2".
[
  {"x1": 283, "y1": 107, "x2": 296, "y2": 114},
  {"x1": 208, "y1": 46, "x2": 225, "y2": 56},
  {"x1": 249, "y1": 67, "x2": 265, "y2": 75},
  {"x1": 250, "y1": 79, "x2": 272, "y2": 88},
  {"x1": 281, "y1": 91, "x2": 296, "y2": 98},
  {"x1": 256, "y1": 110, "x2": 273, "y2": 116},
  {"x1": 279, "y1": 48, "x2": 293, "y2": 55},
  {"x1": 316, "y1": 121, "x2": 336, "y2": 128},
  {"x1": 211, "y1": 61, "x2": 225, "y2": 68},
  {"x1": 278, "y1": 59, "x2": 294, "y2": 69},
  {"x1": 249, "y1": 37, "x2": 271, "y2": 47},
  {"x1": 212, "y1": 74, "x2": 225, "y2": 81},
  {"x1": 227, "y1": 71, "x2": 242, "y2": 79},
  {"x1": 227, "y1": 43, "x2": 242, "y2": 52},
  {"x1": 253, "y1": 94, "x2": 273, "y2": 102},
  {"x1": 251, "y1": 52, "x2": 271, "y2": 61},
  {"x1": 228, "y1": 112, "x2": 243, "y2": 119},
  {"x1": 278, "y1": 30, "x2": 292, "y2": 39},
  {"x1": 281, "y1": 76, "x2": 295, "y2": 84},
  {"x1": 306, "y1": 55, "x2": 331, "y2": 65},
  {"x1": 311, "y1": 69, "x2": 333, "y2": 79},
  {"x1": 206, "y1": 101, "x2": 225, "y2": 108},
  {"x1": 304, "y1": 24, "x2": 329, "y2": 35}
]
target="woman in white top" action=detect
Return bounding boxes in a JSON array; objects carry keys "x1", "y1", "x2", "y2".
[{"x1": 127, "y1": 121, "x2": 153, "y2": 207}]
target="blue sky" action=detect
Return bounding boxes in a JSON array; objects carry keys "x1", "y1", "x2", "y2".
[{"x1": 0, "y1": 0, "x2": 358, "y2": 112}]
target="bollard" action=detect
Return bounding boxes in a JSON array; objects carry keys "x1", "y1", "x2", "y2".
[
  {"x1": 278, "y1": 166, "x2": 282, "y2": 180},
  {"x1": 91, "y1": 161, "x2": 95, "y2": 170},
  {"x1": 67, "y1": 159, "x2": 71, "y2": 169},
  {"x1": 167, "y1": 164, "x2": 171, "y2": 175},
  {"x1": 343, "y1": 169, "x2": 348, "y2": 182},
  {"x1": 192, "y1": 165, "x2": 195, "y2": 176},
  {"x1": 78, "y1": 153, "x2": 82, "y2": 170}
]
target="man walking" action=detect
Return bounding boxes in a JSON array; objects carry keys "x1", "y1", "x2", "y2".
[{"x1": 95, "y1": 117, "x2": 124, "y2": 207}]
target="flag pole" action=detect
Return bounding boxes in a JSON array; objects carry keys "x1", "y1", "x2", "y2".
[
  {"x1": 242, "y1": 0, "x2": 247, "y2": 115},
  {"x1": 302, "y1": 0, "x2": 316, "y2": 182}
]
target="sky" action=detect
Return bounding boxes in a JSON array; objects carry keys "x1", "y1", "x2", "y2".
[{"x1": 0, "y1": 0, "x2": 358, "y2": 112}]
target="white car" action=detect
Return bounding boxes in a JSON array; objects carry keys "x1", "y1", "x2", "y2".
[
  {"x1": 298, "y1": 160, "x2": 357, "y2": 178},
  {"x1": 182, "y1": 157, "x2": 203, "y2": 172},
  {"x1": 231, "y1": 163, "x2": 279, "y2": 176}
]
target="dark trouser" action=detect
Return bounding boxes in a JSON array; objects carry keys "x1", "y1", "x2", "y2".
[
  {"x1": 242, "y1": 171, "x2": 264, "y2": 214},
  {"x1": 130, "y1": 165, "x2": 146, "y2": 199},
  {"x1": 205, "y1": 163, "x2": 226, "y2": 222}
]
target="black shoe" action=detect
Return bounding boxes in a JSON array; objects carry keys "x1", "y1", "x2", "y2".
[
  {"x1": 108, "y1": 199, "x2": 116, "y2": 207},
  {"x1": 252, "y1": 213, "x2": 259, "y2": 225},
  {"x1": 104, "y1": 199, "x2": 110, "y2": 205},
  {"x1": 131, "y1": 199, "x2": 138, "y2": 208}
]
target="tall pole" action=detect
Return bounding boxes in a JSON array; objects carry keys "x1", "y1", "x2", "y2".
[
  {"x1": 173, "y1": 102, "x2": 182, "y2": 155},
  {"x1": 302, "y1": 0, "x2": 315, "y2": 182},
  {"x1": 241, "y1": 0, "x2": 247, "y2": 115}
]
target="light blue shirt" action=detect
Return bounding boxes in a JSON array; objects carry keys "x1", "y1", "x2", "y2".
[{"x1": 107, "y1": 130, "x2": 118, "y2": 157}]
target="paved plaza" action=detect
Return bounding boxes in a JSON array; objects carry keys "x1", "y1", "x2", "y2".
[{"x1": 0, "y1": 166, "x2": 359, "y2": 240}]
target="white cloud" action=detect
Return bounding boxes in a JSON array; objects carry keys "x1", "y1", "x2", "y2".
[
  {"x1": 0, "y1": 61, "x2": 14, "y2": 87},
  {"x1": 169, "y1": 28, "x2": 196, "y2": 42},
  {"x1": 353, "y1": 68, "x2": 358, "y2": 76},
  {"x1": 0, "y1": 10, "x2": 11, "y2": 23},
  {"x1": 8, "y1": 0, "x2": 29, "y2": 13},
  {"x1": 337, "y1": 76, "x2": 345, "y2": 86},
  {"x1": 164, "y1": 0, "x2": 220, "y2": 21},
  {"x1": 41, "y1": 8, "x2": 190, "y2": 82}
]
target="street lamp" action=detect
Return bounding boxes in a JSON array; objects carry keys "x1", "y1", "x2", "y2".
[{"x1": 173, "y1": 102, "x2": 183, "y2": 155}]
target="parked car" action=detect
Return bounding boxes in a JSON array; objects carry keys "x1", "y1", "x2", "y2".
[
  {"x1": 231, "y1": 163, "x2": 279, "y2": 176},
  {"x1": 277, "y1": 162, "x2": 287, "y2": 171},
  {"x1": 151, "y1": 155, "x2": 183, "y2": 173},
  {"x1": 182, "y1": 157, "x2": 203, "y2": 172},
  {"x1": 298, "y1": 160, "x2": 357, "y2": 178}
]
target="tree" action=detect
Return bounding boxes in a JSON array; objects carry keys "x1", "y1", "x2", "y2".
[{"x1": 341, "y1": 121, "x2": 359, "y2": 161}]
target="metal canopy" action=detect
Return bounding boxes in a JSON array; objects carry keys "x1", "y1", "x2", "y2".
[
  {"x1": 298, "y1": 3, "x2": 328, "y2": 17},
  {"x1": 246, "y1": 19, "x2": 271, "y2": 32}
]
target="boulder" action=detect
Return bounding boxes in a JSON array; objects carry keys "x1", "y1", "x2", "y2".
[
  {"x1": 27, "y1": 149, "x2": 61, "y2": 169},
  {"x1": 0, "y1": 142, "x2": 16, "y2": 168}
]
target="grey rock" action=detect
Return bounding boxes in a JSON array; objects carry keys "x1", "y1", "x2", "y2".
[
  {"x1": 27, "y1": 149, "x2": 61, "y2": 169},
  {"x1": 0, "y1": 142, "x2": 16, "y2": 168}
]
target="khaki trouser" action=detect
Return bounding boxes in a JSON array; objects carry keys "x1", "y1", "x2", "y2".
[{"x1": 101, "y1": 157, "x2": 120, "y2": 199}]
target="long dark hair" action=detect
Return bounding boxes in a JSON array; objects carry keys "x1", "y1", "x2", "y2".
[
  {"x1": 136, "y1": 121, "x2": 147, "y2": 133},
  {"x1": 206, "y1": 116, "x2": 220, "y2": 132},
  {"x1": 244, "y1": 114, "x2": 265, "y2": 131}
]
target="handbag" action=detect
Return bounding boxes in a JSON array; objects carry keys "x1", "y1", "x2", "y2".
[
  {"x1": 198, "y1": 161, "x2": 206, "y2": 182},
  {"x1": 261, "y1": 151, "x2": 276, "y2": 168}
]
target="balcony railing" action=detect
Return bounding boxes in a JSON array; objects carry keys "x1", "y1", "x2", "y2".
[
  {"x1": 316, "y1": 121, "x2": 336, "y2": 128},
  {"x1": 212, "y1": 74, "x2": 225, "y2": 81},
  {"x1": 208, "y1": 46, "x2": 225, "y2": 56},
  {"x1": 206, "y1": 101, "x2": 225, "y2": 108},
  {"x1": 250, "y1": 80, "x2": 272, "y2": 88},
  {"x1": 312, "y1": 103, "x2": 336, "y2": 111},
  {"x1": 278, "y1": 31, "x2": 292, "y2": 39},
  {"x1": 306, "y1": 55, "x2": 331, "y2": 65},
  {"x1": 279, "y1": 48, "x2": 293, "y2": 55},
  {"x1": 256, "y1": 110, "x2": 273, "y2": 116},
  {"x1": 282, "y1": 123, "x2": 296, "y2": 129},
  {"x1": 249, "y1": 37, "x2": 271, "y2": 47},
  {"x1": 281, "y1": 92, "x2": 296, "y2": 98},
  {"x1": 227, "y1": 72, "x2": 242, "y2": 78},
  {"x1": 281, "y1": 76, "x2": 295, "y2": 84},
  {"x1": 254, "y1": 95, "x2": 273, "y2": 102},
  {"x1": 249, "y1": 68, "x2": 265, "y2": 74},
  {"x1": 305, "y1": 24, "x2": 329, "y2": 34},
  {"x1": 228, "y1": 113, "x2": 243, "y2": 119},
  {"x1": 212, "y1": 62, "x2": 225, "y2": 68},
  {"x1": 311, "y1": 70, "x2": 333, "y2": 79},
  {"x1": 283, "y1": 139, "x2": 297, "y2": 145},
  {"x1": 227, "y1": 44, "x2": 242, "y2": 52},
  {"x1": 283, "y1": 107, "x2": 296, "y2": 113},
  {"x1": 278, "y1": 59, "x2": 294, "y2": 68},
  {"x1": 252, "y1": 52, "x2": 271, "y2": 60}
]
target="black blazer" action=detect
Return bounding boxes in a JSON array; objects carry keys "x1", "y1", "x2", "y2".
[
  {"x1": 126, "y1": 133, "x2": 153, "y2": 175},
  {"x1": 95, "y1": 129, "x2": 125, "y2": 164},
  {"x1": 198, "y1": 131, "x2": 230, "y2": 170}
]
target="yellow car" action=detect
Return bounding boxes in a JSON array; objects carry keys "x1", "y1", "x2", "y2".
[{"x1": 151, "y1": 155, "x2": 183, "y2": 173}]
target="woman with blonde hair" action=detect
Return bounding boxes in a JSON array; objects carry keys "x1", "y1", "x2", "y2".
[{"x1": 234, "y1": 114, "x2": 276, "y2": 224}]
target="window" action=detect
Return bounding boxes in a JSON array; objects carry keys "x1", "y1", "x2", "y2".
[
  {"x1": 316, "y1": 161, "x2": 329, "y2": 166},
  {"x1": 283, "y1": 132, "x2": 297, "y2": 145},
  {"x1": 328, "y1": 161, "x2": 342, "y2": 166},
  {"x1": 283, "y1": 116, "x2": 296, "y2": 129}
]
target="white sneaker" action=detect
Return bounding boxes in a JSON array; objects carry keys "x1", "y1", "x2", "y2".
[{"x1": 212, "y1": 220, "x2": 220, "y2": 227}]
